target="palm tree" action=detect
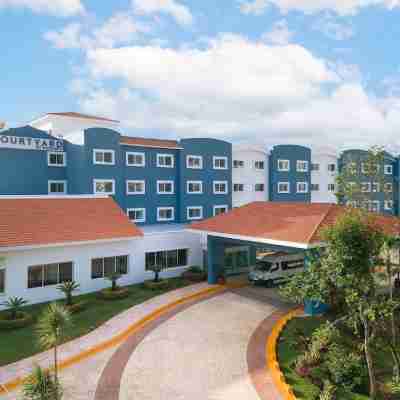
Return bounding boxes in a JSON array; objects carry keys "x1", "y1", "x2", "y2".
[
  {"x1": 56, "y1": 281, "x2": 79, "y2": 306},
  {"x1": 105, "y1": 272, "x2": 121, "y2": 291},
  {"x1": 23, "y1": 364, "x2": 59, "y2": 400},
  {"x1": 36, "y1": 303, "x2": 71, "y2": 391},
  {"x1": 1, "y1": 296, "x2": 28, "y2": 319},
  {"x1": 149, "y1": 264, "x2": 162, "y2": 282}
]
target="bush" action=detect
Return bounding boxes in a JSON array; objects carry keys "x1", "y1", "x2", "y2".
[
  {"x1": 187, "y1": 266, "x2": 203, "y2": 273},
  {"x1": 65, "y1": 300, "x2": 87, "y2": 314},
  {"x1": 23, "y1": 364, "x2": 61, "y2": 400},
  {"x1": 143, "y1": 280, "x2": 170, "y2": 290},
  {"x1": 0, "y1": 311, "x2": 33, "y2": 330},
  {"x1": 98, "y1": 287, "x2": 129, "y2": 300},
  {"x1": 319, "y1": 380, "x2": 336, "y2": 400}
]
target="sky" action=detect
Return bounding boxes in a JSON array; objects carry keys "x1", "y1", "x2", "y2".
[{"x1": 1, "y1": 0, "x2": 400, "y2": 151}]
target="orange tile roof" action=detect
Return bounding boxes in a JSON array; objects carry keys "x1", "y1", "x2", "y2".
[
  {"x1": 120, "y1": 136, "x2": 181, "y2": 149},
  {"x1": 47, "y1": 112, "x2": 119, "y2": 123},
  {"x1": 0, "y1": 197, "x2": 142, "y2": 249},
  {"x1": 189, "y1": 202, "x2": 400, "y2": 247}
]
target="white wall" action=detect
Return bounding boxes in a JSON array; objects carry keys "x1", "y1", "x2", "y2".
[
  {"x1": 311, "y1": 150, "x2": 338, "y2": 203},
  {"x1": 232, "y1": 145, "x2": 269, "y2": 207}
]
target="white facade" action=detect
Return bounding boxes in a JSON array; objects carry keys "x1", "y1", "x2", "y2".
[
  {"x1": 311, "y1": 148, "x2": 338, "y2": 203},
  {"x1": 232, "y1": 145, "x2": 269, "y2": 207}
]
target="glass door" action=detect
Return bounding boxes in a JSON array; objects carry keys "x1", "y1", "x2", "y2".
[{"x1": 224, "y1": 247, "x2": 250, "y2": 276}]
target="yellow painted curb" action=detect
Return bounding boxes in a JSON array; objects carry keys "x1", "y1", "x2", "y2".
[
  {"x1": 0, "y1": 284, "x2": 226, "y2": 395},
  {"x1": 266, "y1": 308, "x2": 303, "y2": 400}
]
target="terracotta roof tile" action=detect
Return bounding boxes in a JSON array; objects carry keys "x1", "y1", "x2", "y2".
[
  {"x1": 120, "y1": 136, "x2": 181, "y2": 149},
  {"x1": 0, "y1": 197, "x2": 142, "y2": 249},
  {"x1": 47, "y1": 112, "x2": 119, "y2": 123}
]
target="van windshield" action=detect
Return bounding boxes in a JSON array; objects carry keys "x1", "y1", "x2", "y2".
[{"x1": 255, "y1": 261, "x2": 273, "y2": 272}]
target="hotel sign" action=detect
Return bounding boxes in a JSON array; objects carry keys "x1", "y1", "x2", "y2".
[{"x1": 0, "y1": 135, "x2": 63, "y2": 151}]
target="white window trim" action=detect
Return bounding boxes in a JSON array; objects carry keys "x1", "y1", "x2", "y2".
[
  {"x1": 126, "y1": 151, "x2": 145, "y2": 167},
  {"x1": 254, "y1": 161, "x2": 265, "y2": 170},
  {"x1": 47, "y1": 151, "x2": 66, "y2": 167},
  {"x1": 233, "y1": 160, "x2": 244, "y2": 168},
  {"x1": 328, "y1": 163, "x2": 336, "y2": 172},
  {"x1": 371, "y1": 200, "x2": 380, "y2": 212},
  {"x1": 361, "y1": 162, "x2": 380, "y2": 174},
  {"x1": 213, "y1": 181, "x2": 228, "y2": 194},
  {"x1": 93, "y1": 149, "x2": 115, "y2": 166},
  {"x1": 93, "y1": 179, "x2": 115, "y2": 195},
  {"x1": 385, "y1": 182, "x2": 393, "y2": 193},
  {"x1": 187, "y1": 180, "x2": 203, "y2": 194},
  {"x1": 372, "y1": 182, "x2": 380, "y2": 193},
  {"x1": 296, "y1": 160, "x2": 309, "y2": 172},
  {"x1": 361, "y1": 182, "x2": 371, "y2": 193},
  {"x1": 213, "y1": 156, "x2": 228, "y2": 170},
  {"x1": 48, "y1": 180, "x2": 67, "y2": 195},
  {"x1": 233, "y1": 183, "x2": 244, "y2": 192},
  {"x1": 187, "y1": 206, "x2": 203, "y2": 220},
  {"x1": 157, "y1": 207, "x2": 175, "y2": 222},
  {"x1": 278, "y1": 182, "x2": 290, "y2": 194},
  {"x1": 0, "y1": 267, "x2": 6, "y2": 295},
  {"x1": 328, "y1": 184, "x2": 335, "y2": 192},
  {"x1": 157, "y1": 180, "x2": 175, "y2": 194},
  {"x1": 213, "y1": 205, "x2": 228, "y2": 216},
  {"x1": 296, "y1": 182, "x2": 308, "y2": 193},
  {"x1": 254, "y1": 184, "x2": 265, "y2": 192},
  {"x1": 385, "y1": 165, "x2": 393, "y2": 175},
  {"x1": 157, "y1": 153, "x2": 175, "y2": 168},
  {"x1": 186, "y1": 155, "x2": 203, "y2": 169},
  {"x1": 127, "y1": 208, "x2": 146, "y2": 223},
  {"x1": 385, "y1": 200, "x2": 393, "y2": 210},
  {"x1": 126, "y1": 180, "x2": 146, "y2": 195},
  {"x1": 277, "y1": 159, "x2": 290, "y2": 172}
]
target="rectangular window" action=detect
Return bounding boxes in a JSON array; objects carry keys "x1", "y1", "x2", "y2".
[
  {"x1": 385, "y1": 200, "x2": 393, "y2": 210},
  {"x1": 297, "y1": 182, "x2": 308, "y2": 193},
  {"x1": 157, "y1": 207, "x2": 174, "y2": 221},
  {"x1": 157, "y1": 154, "x2": 174, "y2": 168},
  {"x1": 361, "y1": 182, "x2": 371, "y2": 193},
  {"x1": 0, "y1": 269, "x2": 5, "y2": 294},
  {"x1": 93, "y1": 149, "x2": 115, "y2": 165},
  {"x1": 214, "y1": 156, "x2": 228, "y2": 170},
  {"x1": 281, "y1": 259, "x2": 304, "y2": 270},
  {"x1": 385, "y1": 165, "x2": 393, "y2": 175},
  {"x1": 145, "y1": 249, "x2": 188, "y2": 271},
  {"x1": 311, "y1": 163, "x2": 320, "y2": 171},
  {"x1": 28, "y1": 262, "x2": 73, "y2": 288},
  {"x1": 94, "y1": 179, "x2": 115, "y2": 195},
  {"x1": 187, "y1": 206, "x2": 203, "y2": 220},
  {"x1": 213, "y1": 181, "x2": 228, "y2": 194},
  {"x1": 126, "y1": 152, "x2": 145, "y2": 167},
  {"x1": 278, "y1": 182, "x2": 290, "y2": 193},
  {"x1": 255, "y1": 184, "x2": 265, "y2": 192},
  {"x1": 328, "y1": 183, "x2": 335, "y2": 192},
  {"x1": 233, "y1": 160, "x2": 244, "y2": 168},
  {"x1": 296, "y1": 160, "x2": 309, "y2": 172},
  {"x1": 186, "y1": 155, "x2": 203, "y2": 169},
  {"x1": 126, "y1": 180, "x2": 145, "y2": 195},
  {"x1": 187, "y1": 181, "x2": 203, "y2": 194},
  {"x1": 254, "y1": 161, "x2": 264, "y2": 170},
  {"x1": 127, "y1": 208, "x2": 146, "y2": 223},
  {"x1": 372, "y1": 182, "x2": 380, "y2": 193},
  {"x1": 234, "y1": 183, "x2": 244, "y2": 192},
  {"x1": 311, "y1": 184, "x2": 319, "y2": 191},
  {"x1": 277, "y1": 159, "x2": 290, "y2": 171},
  {"x1": 48, "y1": 180, "x2": 67, "y2": 194},
  {"x1": 157, "y1": 180, "x2": 174, "y2": 194},
  {"x1": 328, "y1": 164, "x2": 336, "y2": 172},
  {"x1": 91, "y1": 256, "x2": 128, "y2": 279},
  {"x1": 214, "y1": 205, "x2": 228, "y2": 216},
  {"x1": 48, "y1": 152, "x2": 66, "y2": 167},
  {"x1": 385, "y1": 182, "x2": 393, "y2": 193}
]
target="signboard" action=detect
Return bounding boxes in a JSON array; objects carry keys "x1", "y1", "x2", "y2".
[{"x1": 0, "y1": 135, "x2": 63, "y2": 151}]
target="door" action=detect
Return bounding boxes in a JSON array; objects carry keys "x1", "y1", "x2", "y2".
[{"x1": 224, "y1": 247, "x2": 250, "y2": 275}]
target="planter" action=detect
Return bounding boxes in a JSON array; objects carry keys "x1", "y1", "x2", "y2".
[
  {"x1": 143, "y1": 280, "x2": 170, "y2": 290},
  {"x1": 181, "y1": 271, "x2": 207, "y2": 282},
  {"x1": 0, "y1": 311, "x2": 33, "y2": 330},
  {"x1": 98, "y1": 288, "x2": 129, "y2": 300},
  {"x1": 217, "y1": 276, "x2": 226, "y2": 284},
  {"x1": 65, "y1": 300, "x2": 87, "y2": 314}
]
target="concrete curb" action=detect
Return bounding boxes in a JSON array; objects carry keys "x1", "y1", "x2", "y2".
[
  {"x1": 265, "y1": 308, "x2": 303, "y2": 400},
  {"x1": 0, "y1": 284, "x2": 226, "y2": 395}
]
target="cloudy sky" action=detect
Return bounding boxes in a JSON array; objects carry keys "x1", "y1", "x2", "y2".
[{"x1": 2, "y1": 0, "x2": 400, "y2": 150}]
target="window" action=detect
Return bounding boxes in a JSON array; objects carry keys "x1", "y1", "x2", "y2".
[
  {"x1": 363, "y1": 200, "x2": 380, "y2": 213},
  {"x1": 281, "y1": 259, "x2": 304, "y2": 270},
  {"x1": 311, "y1": 184, "x2": 319, "y2": 191},
  {"x1": 157, "y1": 180, "x2": 174, "y2": 194},
  {"x1": 328, "y1": 183, "x2": 335, "y2": 192},
  {"x1": 277, "y1": 159, "x2": 290, "y2": 171},
  {"x1": 214, "y1": 205, "x2": 228, "y2": 216},
  {"x1": 361, "y1": 182, "x2": 371, "y2": 193},
  {"x1": 385, "y1": 165, "x2": 393, "y2": 175},
  {"x1": 28, "y1": 262, "x2": 73, "y2": 288},
  {"x1": 311, "y1": 163, "x2": 320, "y2": 171},
  {"x1": 48, "y1": 180, "x2": 67, "y2": 194},
  {"x1": 328, "y1": 164, "x2": 336, "y2": 172},
  {"x1": 93, "y1": 149, "x2": 115, "y2": 165},
  {"x1": 255, "y1": 184, "x2": 265, "y2": 192},
  {"x1": 187, "y1": 206, "x2": 203, "y2": 220},
  {"x1": 385, "y1": 200, "x2": 393, "y2": 210},
  {"x1": 213, "y1": 181, "x2": 228, "y2": 194},
  {"x1": 278, "y1": 182, "x2": 290, "y2": 193},
  {"x1": 48, "y1": 152, "x2": 66, "y2": 167},
  {"x1": 233, "y1": 160, "x2": 244, "y2": 168},
  {"x1": 385, "y1": 182, "x2": 393, "y2": 193},
  {"x1": 234, "y1": 183, "x2": 244, "y2": 192},
  {"x1": 372, "y1": 182, "x2": 380, "y2": 193},
  {"x1": 157, "y1": 154, "x2": 174, "y2": 168},
  {"x1": 127, "y1": 208, "x2": 146, "y2": 223},
  {"x1": 297, "y1": 160, "x2": 309, "y2": 172},
  {"x1": 297, "y1": 182, "x2": 308, "y2": 193},
  {"x1": 157, "y1": 207, "x2": 175, "y2": 221},
  {"x1": 91, "y1": 256, "x2": 128, "y2": 279},
  {"x1": 214, "y1": 156, "x2": 228, "y2": 170},
  {"x1": 254, "y1": 161, "x2": 264, "y2": 170},
  {"x1": 145, "y1": 249, "x2": 188, "y2": 271},
  {"x1": 0, "y1": 268, "x2": 5, "y2": 294},
  {"x1": 187, "y1": 181, "x2": 203, "y2": 194},
  {"x1": 186, "y1": 155, "x2": 203, "y2": 169},
  {"x1": 126, "y1": 180, "x2": 145, "y2": 195},
  {"x1": 126, "y1": 152, "x2": 145, "y2": 167},
  {"x1": 94, "y1": 179, "x2": 115, "y2": 195}
]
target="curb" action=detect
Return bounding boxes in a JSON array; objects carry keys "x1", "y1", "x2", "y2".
[
  {"x1": 265, "y1": 307, "x2": 303, "y2": 400},
  {"x1": 0, "y1": 284, "x2": 226, "y2": 395}
]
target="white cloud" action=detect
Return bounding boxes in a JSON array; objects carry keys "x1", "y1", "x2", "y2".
[
  {"x1": 0, "y1": 0, "x2": 84, "y2": 16},
  {"x1": 132, "y1": 0, "x2": 193, "y2": 26},
  {"x1": 44, "y1": 23, "x2": 85, "y2": 49},
  {"x1": 262, "y1": 20, "x2": 294, "y2": 45},
  {"x1": 238, "y1": 0, "x2": 399, "y2": 16},
  {"x1": 313, "y1": 16, "x2": 354, "y2": 40}
]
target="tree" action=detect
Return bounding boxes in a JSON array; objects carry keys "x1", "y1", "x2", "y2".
[
  {"x1": 105, "y1": 272, "x2": 121, "y2": 291},
  {"x1": 56, "y1": 281, "x2": 79, "y2": 306},
  {"x1": 1, "y1": 296, "x2": 28, "y2": 319},
  {"x1": 23, "y1": 364, "x2": 60, "y2": 400},
  {"x1": 36, "y1": 303, "x2": 71, "y2": 397}
]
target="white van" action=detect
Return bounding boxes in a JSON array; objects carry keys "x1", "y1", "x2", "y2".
[{"x1": 248, "y1": 251, "x2": 305, "y2": 286}]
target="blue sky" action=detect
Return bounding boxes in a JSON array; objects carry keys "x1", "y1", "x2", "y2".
[{"x1": 1, "y1": 0, "x2": 400, "y2": 149}]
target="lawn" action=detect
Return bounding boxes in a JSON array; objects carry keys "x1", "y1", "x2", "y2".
[{"x1": 0, "y1": 277, "x2": 193, "y2": 366}]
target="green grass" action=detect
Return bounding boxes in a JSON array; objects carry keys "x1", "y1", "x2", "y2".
[{"x1": 0, "y1": 278, "x2": 192, "y2": 366}]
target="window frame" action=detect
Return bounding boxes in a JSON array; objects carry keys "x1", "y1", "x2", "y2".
[
  {"x1": 327, "y1": 163, "x2": 336, "y2": 173},
  {"x1": 157, "y1": 180, "x2": 175, "y2": 195},
  {"x1": 186, "y1": 155, "x2": 203, "y2": 169},
  {"x1": 126, "y1": 151, "x2": 145, "y2": 167},
  {"x1": 233, "y1": 160, "x2": 244, "y2": 168},
  {"x1": 0, "y1": 267, "x2": 5, "y2": 295},
  {"x1": 157, "y1": 153, "x2": 175, "y2": 168},
  {"x1": 328, "y1": 183, "x2": 335, "y2": 192},
  {"x1": 157, "y1": 207, "x2": 175, "y2": 222},
  {"x1": 145, "y1": 249, "x2": 189, "y2": 271},
  {"x1": 187, "y1": 206, "x2": 203, "y2": 220},
  {"x1": 213, "y1": 181, "x2": 228, "y2": 195},
  {"x1": 254, "y1": 183, "x2": 265, "y2": 192},
  {"x1": 361, "y1": 182, "x2": 371, "y2": 193},
  {"x1": 277, "y1": 182, "x2": 290, "y2": 194},
  {"x1": 385, "y1": 182, "x2": 393, "y2": 193},
  {"x1": 277, "y1": 159, "x2": 290, "y2": 172},
  {"x1": 93, "y1": 179, "x2": 115, "y2": 195},
  {"x1": 126, "y1": 180, "x2": 145, "y2": 195},
  {"x1": 311, "y1": 163, "x2": 320, "y2": 171},
  {"x1": 233, "y1": 183, "x2": 244, "y2": 192},
  {"x1": 28, "y1": 262, "x2": 74, "y2": 289},
  {"x1": 187, "y1": 180, "x2": 203, "y2": 194},
  {"x1": 311, "y1": 183, "x2": 320, "y2": 191},
  {"x1": 48, "y1": 180, "x2": 67, "y2": 195},
  {"x1": 372, "y1": 182, "x2": 380, "y2": 193},
  {"x1": 213, "y1": 205, "x2": 228, "y2": 216},
  {"x1": 127, "y1": 208, "x2": 146, "y2": 223},
  {"x1": 296, "y1": 160, "x2": 309, "y2": 173},
  {"x1": 91, "y1": 256, "x2": 129, "y2": 279},
  {"x1": 213, "y1": 156, "x2": 228, "y2": 170},
  {"x1": 254, "y1": 161, "x2": 265, "y2": 170},
  {"x1": 296, "y1": 182, "x2": 308, "y2": 193},
  {"x1": 47, "y1": 151, "x2": 66, "y2": 167},
  {"x1": 385, "y1": 164, "x2": 393, "y2": 175},
  {"x1": 93, "y1": 149, "x2": 115, "y2": 166},
  {"x1": 385, "y1": 200, "x2": 393, "y2": 210}
]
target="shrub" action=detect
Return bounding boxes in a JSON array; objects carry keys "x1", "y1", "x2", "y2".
[
  {"x1": 23, "y1": 364, "x2": 61, "y2": 400},
  {"x1": 0, "y1": 311, "x2": 33, "y2": 330},
  {"x1": 57, "y1": 281, "x2": 79, "y2": 306},
  {"x1": 143, "y1": 280, "x2": 169, "y2": 290},
  {"x1": 65, "y1": 300, "x2": 87, "y2": 314},
  {"x1": 1, "y1": 296, "x2": 28, "y2": 319},
  {"x1": 187, "y1": 266, "x2": 203, "y2": 274},
  {"x1": 319, "y1": 380, "x2": 336, "y2": 400},
  {"x1": 98, "y1": 287, "x2": 129, "y2": 300},
  {"x1": 105, "y1": 273, "x2": 122, "y2": 291}
]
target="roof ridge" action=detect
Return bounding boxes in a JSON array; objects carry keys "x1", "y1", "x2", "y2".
[{"x1": 305, "y1": 204, "x2": 335, "y2": 244}]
